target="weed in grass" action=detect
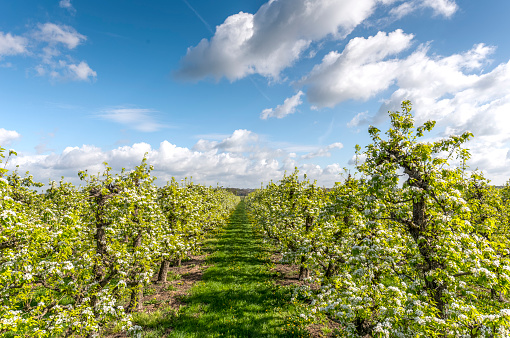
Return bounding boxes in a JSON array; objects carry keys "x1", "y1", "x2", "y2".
[
  {"x1": 322, "y1": 327, "x2": 333, "y2": 335},
  {"x1": 143, "y1": 287, "x2": 157, "y2": 297},
  {"x1": 166, "y1": 272, "x2": 182, "y2": 281},
  {"x1": 144, "y1": 297, "x2": 161, "y2": 305}
]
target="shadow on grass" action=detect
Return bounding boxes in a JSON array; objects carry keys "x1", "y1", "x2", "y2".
[{"x1": 160, "y1": 201, "x2": 309, "y2": 338}]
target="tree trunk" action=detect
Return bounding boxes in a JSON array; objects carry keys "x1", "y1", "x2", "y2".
[
  {"x1": 298, "y1": 255, "x2": 309, "y2": 280},
  {"x1": 127, "y1": 287, "x2": 143, "y2": 312},
  {"x1": 158, "y1": 260, "x2": 170, "y2": 282},
  {"x1": 325, "y1": 261, "x2": 336, "y2": 278},
  {"x1": 407, "y1": 183, "x2": 446, "y2": 318}
]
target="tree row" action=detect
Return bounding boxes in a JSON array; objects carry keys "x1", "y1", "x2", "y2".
[
  {"x1": 246, "y1": 101, "x2": 510, "y2": 337},
  {"x1": 0, "y1": 155, "x2": 238, "y2": 337}
]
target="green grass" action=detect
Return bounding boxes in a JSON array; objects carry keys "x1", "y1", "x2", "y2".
[
  {"x1": 134, "y1": 201, "x2": 311, "y2": 337},
  {"x1": 166, "y1": 272, "x2": 182, "y2": 281}
]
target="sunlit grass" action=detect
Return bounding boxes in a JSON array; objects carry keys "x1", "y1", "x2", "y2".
[{"x1": 134, "y1": 200, "x2": 311, "y2": 337}]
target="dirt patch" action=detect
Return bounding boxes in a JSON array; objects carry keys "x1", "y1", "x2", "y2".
[
  {"x1": 306, "y1": 320, "x2": 343, "y2": 338},
  {"x1": 105, "y1": 254, "x2": 208, "y2": 338},
  {"x1": 269, "y1": 253, "x2": 341, "y2": 338},
  {"x1": 270, "y1": 253, "x2": 314, "y2": 288},
  {"x1": 142, "y1": 254, "x2": 208, "y2": 313}
]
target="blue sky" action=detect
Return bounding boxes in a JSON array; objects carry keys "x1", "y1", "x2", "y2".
[{"x1": 1, "y1": 0, "x2": 510, "y2": 187}]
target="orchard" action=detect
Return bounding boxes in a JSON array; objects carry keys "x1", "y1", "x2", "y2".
[{"x1": 2, "y1": 101, "x2": 510, "y2": 337}]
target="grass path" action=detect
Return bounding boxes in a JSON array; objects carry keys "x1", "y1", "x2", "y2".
[{"x1": 162, "y1": 200, "x2": 309, "y2": 337}]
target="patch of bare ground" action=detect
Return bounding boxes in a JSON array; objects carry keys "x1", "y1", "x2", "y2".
[
  {"x1": 270, "y1": 252, "x2": 316, "y2": 289},
  {"x1": 144, "y1": 254, "x2": 208, "y2": 312},
  {"x1": 269, "y1": 252, "x2": 342, "y2": 338},
  {"x1": 105, "y1": 254, "x2": 208, "y2": 338}
]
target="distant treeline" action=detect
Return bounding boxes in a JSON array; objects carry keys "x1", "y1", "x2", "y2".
[{"x1": 224, "y1": 188, "x2": 256, "y2": 196}]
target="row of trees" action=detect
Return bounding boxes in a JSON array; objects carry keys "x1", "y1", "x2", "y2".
[
  {"x1": 0, "y1": 153, "x2": 238, "y2": 337},
  {"x1": 246, "y1": 101, "x2": 510, "y2": 337}
]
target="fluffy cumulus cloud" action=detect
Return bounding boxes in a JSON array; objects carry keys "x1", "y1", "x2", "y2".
[
  {"x1": 193, "y1": 129, "x2": 259, "y2": 153},
  {"x1": 176, "y1": 0, "x2": 390, "y2": 81},
  {"x1": 98, "y1": 107, "x2": 167, "y2": 132},
  {"x1": 468, "y1": 141, "x2": 510, "y2": 185},
  {"x1": 301, "y1": 29, "x2": 414, "y2": 108},
  {"x1": 0, "y1": 128, "x2": 21, "y2": 146},
  {"x1": 176, "y1": 0, "x2": 459, "y2": 82},
  {"x1": 421, "y1": 0, "x2": 457, "y2": 17},
  {"x1": 6, "y1": 130, "x2": 345, "y2": 188},
  {"x1": 0, "y1": 32, "x2": 27, "y2": 57},
  {"x1": 261, "y1": 91, "x2": 304, "y2": 119},
  {"x1": 348, "y1": 153, "x2": 368, "y2": 166},
  {"x1": 304, "y1": 30, "x2": 508, "y2": 182},
  {"x1": 215, "y1": 129, "x2": 259, "y2": 153},
  {"x1": 375, "y1": 43, "x2": 504, "y2": 129},
  {"x1": 67, "y1": 61, "x2": 96, "y2": 80},
  {"x1": 294, "y1": 24, "x2": 510, "y2": 182},
  {"x1": 381, "y1": 48, "x2": 510, "y2": 183}
]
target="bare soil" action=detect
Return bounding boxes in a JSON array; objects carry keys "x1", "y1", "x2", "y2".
[
  {"x1": 142, "y1": 254, "x2": 209, "y2": 313},
  {"x1": 269, "y1": 253, "x2": 342, "y2": 338},
  {"x1": 106, "y1": 254, "x2": 208, "y2": 338}
]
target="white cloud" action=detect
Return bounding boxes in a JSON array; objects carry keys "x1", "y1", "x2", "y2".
[
  {"x1": 67, "y1": 61, "x2": 97, "y2": 81},
  {"x1": 295, "y1": 28, "x2": 508, "y2": 183},
  {"x1": 176, "y1": 0, "x2": 457, "y2": 82},
  {"x1": 192, "y1": 139, "x2": 218, "y2": 152},
  {"x1": 346, "y1": 41, "x2": 508, "y2": 183},
  {"x1": 390, "y1": 0, "x2": 457, "y2": 19},
  {"x1": 35, "y1": 60, "x2": 97, "y2": 82},
  {"x1": 59, "y1": 0, "x2": 75, "y2": 13},
  {"x1": 216, "y1": 129, "x2": 259, "y2": 152},
  {"x1": 0, "y1": 32, "x2": 27, "y2": 57},
  {"x1": 389, "y1": 2, "x2": 415, "y2": 18},
  {"x1": 193, "y1": 129, "x2": 259, "y2": 153},
  {"x1": 176, "y1": 0, "x2": 385, "y2": 81},
  {"x1": 302, "y1": 29, "x2": 414, "y2": 108},
  {"x1": 388, "y1": 55, "x2": 510, "y2": 182},
  {"x1": 6, "y1": 132, "x2": 345, "y2": 188},
  {"x1": 28, "y1": 23, "x2": 96, "y2": 81},
  {"x1": 467, "y1": 141, "x2": 510, "y2": 185},
  {"x1": 348, "y1": 153, "x2": 367, "y2": 166},
  {"x1": 347, "y1": 111, "x2": 372, "y2": 128},
  {"x1": 34, "y1": 23, "x2": 85, "y2": 49},
  {"x1": 98, "y1": 108, "x2": 167, "y2": 132},
  {"x1": 422, "y1": 0, "x2": 457, "y2": 17},
  {"x1": 376, "y1": 43, "x2": 506, "y2": 133},
  {"x1": 0, "y1": 129, "x2": 21, "y2": 146},
  {"x1": 261, "y1": 91, "x2": 304, "y2": 119},
  {"x1": 301, "y1": 142, "x2": 343, "y2": 159},
  {"x1": 59, "y1": 0, "x2": 72, "y2": 8}
]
